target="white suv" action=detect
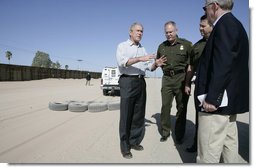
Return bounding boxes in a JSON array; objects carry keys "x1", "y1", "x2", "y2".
[{"x1": 101, "y1": 67, "x2": 120, "y2": 96}]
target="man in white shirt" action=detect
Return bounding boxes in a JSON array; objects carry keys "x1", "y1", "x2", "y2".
[{"x1": 116, "y1": 22, "x2": 166, "y2": 159}]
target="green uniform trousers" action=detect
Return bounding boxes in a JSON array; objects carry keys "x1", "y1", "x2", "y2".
[{"x1": 160, "y1": 74, "x2": 189, "y2": 140}]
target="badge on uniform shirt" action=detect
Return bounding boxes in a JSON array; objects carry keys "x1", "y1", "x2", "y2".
[{"x1": 180, "y1": 45, "x2": 184, "y2": 50}]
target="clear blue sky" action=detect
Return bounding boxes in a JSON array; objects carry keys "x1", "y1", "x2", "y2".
[{"x1": 0, "y1": 0, "x2": 250, "y2": 77}]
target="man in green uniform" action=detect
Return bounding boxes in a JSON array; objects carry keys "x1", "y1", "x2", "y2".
[
  {"x1": 157, "y1": 21, "x2": 192, "y2": 144},
  {"x1": 185, "y1": 15, "x2": 213, "y2": 152}
]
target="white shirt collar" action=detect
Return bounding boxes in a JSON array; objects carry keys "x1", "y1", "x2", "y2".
[
  {"x1": 127, "y1": 39, "x2": 142, "y2": 47},
  {"x1": 213, "y1": 11, "x2": 231, "y2": 26}
]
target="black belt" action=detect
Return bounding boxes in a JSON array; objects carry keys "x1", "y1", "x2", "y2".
[
  {"x1": 121, "y1": 74, "x2": 144, "y2": 78},
  {"x1": 164, "y1": 69, "x2": 185, "y2": 77}
]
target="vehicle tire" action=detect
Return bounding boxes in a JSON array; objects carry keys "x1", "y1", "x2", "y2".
[
  {"x1": 66, "y1": 100, "x2": 78, "y2": 104},
  {"x1": 88, "y1": 102, "x2": 108, "y2": 112},
  {"x1": 49, "y1": 101, "x2": 68, "y2": 111},
  {"x1": 103, "y1": 89, "x2": 108, "y2": 96},
  {"x1": 68, "y1": 101, "x2": 88, "y2": 112},
  {"x1": 108, "y1": 101, "x2": 120, "y2": 111},
  {"x1": 87, "y1": 101, "x2": 95, "y2": 104}
]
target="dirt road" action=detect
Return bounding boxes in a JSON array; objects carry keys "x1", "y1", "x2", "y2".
[{"x1": 0, "y1": 78, "x2": 249, "y2": 163}]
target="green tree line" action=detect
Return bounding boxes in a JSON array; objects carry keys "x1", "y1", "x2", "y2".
[
  {"x1": 3, "y1": 50, "x2": 69, "y2": 70},
  {"x1": 32, "y1": 51, "x2": 64, "y2": 69}
]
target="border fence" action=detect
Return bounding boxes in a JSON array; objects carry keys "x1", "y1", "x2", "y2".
[{"x1": 0, "y1": 64, "x2": 101, "y2": 81}]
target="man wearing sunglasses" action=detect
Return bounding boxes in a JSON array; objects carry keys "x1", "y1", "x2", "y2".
[{"x1": 195, "y1": 0, "x2": 249, "y2": 163}]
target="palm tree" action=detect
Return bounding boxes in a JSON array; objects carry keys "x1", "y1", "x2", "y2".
[{"x1": 5, "y1": 51, "x2": 12, "y2": 64}]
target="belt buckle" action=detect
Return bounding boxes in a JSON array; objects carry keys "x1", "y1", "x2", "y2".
[
  {"x1": 138, "y1": 74, "x2": 142, "y2": 78},
  {"x1": 170, "y1": 70, "x2": 175, "y2": 76}
]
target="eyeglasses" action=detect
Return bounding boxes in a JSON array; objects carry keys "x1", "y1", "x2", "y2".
[{"x1": 203, "y1": 2, "x2": 214, "y2": 11}]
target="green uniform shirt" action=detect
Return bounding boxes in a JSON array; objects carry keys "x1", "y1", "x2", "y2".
[
  {"x1": 190, "y1": 38, "x2": 207, "y2": 72},
  {"x1": 157, "y1": 37, "x2": 192, "y2": 72}
]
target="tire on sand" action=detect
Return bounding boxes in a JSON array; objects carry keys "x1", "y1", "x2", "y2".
[
  {"x1": 107, "y1": 101, "x2": 120, "y2": 111},
  {"x1": 68, "y1": 101, "x2": 88, "y2": 112},
  {"x1": 88, "y1": 102, "x2": 108, "y2": 112},
  {"x1": 49, "y1": 101, "x2": 68, "y2": 111}
]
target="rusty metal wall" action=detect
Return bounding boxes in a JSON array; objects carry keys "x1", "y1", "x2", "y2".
[{"x1": 0, "y1": 64, "x2": 101, "y2": 81}]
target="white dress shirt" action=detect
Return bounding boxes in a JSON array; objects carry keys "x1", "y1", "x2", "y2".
[{"x1": 116, "y1": 39, "x2": 154, "y2": 76}]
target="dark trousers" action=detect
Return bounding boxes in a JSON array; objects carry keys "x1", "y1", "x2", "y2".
[
  {"x1": 119, "y1": 76, "x2": 146, "y2": 153},
  {"x1": 192, "y1": 88, "x2": 200, "y2": 148},
  {"x1": 192, "y1": 110, "x2": 198, "y2": 148}
]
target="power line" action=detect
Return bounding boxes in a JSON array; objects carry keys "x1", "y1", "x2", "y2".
[
  {"x1": 0, "y1": 43, "x2": 35, "y2": 54},
  {"x1": 0, "y1": 42, "x2": 105, "y2": 71},
  {"x1": 0, "y1": 43, "x2": 82, "y2": 61}
]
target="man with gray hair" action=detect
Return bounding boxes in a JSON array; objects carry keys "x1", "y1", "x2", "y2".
[
  {"x1": 195, "y1": 0, "x2": 249, "y2": 163},
  {"x1": 156, "y1": 21, "x2": 192, "y2": 145}
]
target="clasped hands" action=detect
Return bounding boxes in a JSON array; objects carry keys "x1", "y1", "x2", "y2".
[{"x1": 200, "y1": 100, "x2": 218, "y2": 112}]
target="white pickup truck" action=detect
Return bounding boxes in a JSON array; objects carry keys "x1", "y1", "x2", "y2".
[{"x1": 101, "y1": 67, "x2": 120, "y2": 96}]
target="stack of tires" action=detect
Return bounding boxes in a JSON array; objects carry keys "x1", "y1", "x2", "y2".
[{"x1": 49, "y1": 100, "x2": 120, "y2": 112}]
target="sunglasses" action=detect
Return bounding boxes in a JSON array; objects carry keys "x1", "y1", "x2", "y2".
[{"x1": 203, "y1": 2, "x2": 215, "y2": 11}]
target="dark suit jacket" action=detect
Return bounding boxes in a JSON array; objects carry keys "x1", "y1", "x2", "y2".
[{"x1": 195, "y1": 12, "x2": 249, "y2": 115}]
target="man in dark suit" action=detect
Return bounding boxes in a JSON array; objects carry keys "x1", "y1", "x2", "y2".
[{"x1": 195, "y1": 0, "x2": 249, "y2": 163}]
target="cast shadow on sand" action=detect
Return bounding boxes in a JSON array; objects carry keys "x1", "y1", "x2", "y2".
[
  {"x1": 146, "y1": 113, "x2": 196, "y2": 163},
  {"x1": 237, "y1": 121, "x2": 249, "y2": 162},
  {"x1": 146, "y1": 113, "x2": 249, "y2": 163}
]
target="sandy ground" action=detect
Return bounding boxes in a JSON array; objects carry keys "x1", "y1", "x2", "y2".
[{"x1": 0, "y1": 78, "x2": 249, "y2": 164}]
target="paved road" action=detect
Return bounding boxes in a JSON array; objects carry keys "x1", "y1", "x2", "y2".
[{"x1": 0, "y1": 78, "x2": 249, "y2": 163}]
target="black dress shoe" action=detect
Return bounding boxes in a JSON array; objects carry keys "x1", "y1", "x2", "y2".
[
  {"x1": 160, "y1": 136, "x2": 168, "y2": 142},
  {"x1": 131, "y1": 144, "x2": 144, "y2": 151},
  {"x1": 186, "y1": 145, "x2": 197, "y2": 153},
  {"x1": 122, "y1": 151, "x2": 133, "y2": 159}
]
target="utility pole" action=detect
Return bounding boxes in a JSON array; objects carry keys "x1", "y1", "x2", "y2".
[{"x1": 77, "y1": 59, "x2": 83, "y2": 70}]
